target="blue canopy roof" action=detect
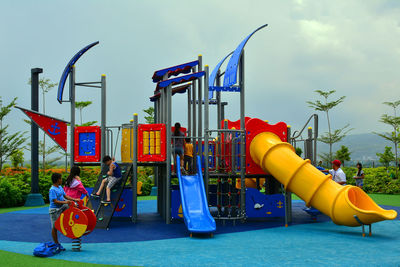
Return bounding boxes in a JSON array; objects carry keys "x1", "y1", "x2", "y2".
[
  {"x1": 156, "y1": 71, "x2": 205, "y2": 90},
  {"x1": 223, "y1": 24, "x2": 268, "y2": 87},
  {"x1": 152, "y1": 60, "x2": 199, "y2": 83},
  {"x1": 209, "y1": 86, "x2": 240, "y2": 92},
  {"x1": 209, "y1": 52, "x2": 233, "y2": 88},
  {"x1": 208, "y1": 51, "x2": 233, "y2": 99},
  {"x1": 57, "y1": 41, "x2": 99, "y2": 103}
]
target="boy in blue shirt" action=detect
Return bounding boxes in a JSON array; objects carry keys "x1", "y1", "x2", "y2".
[
  {"x1": 49, "y1": 173, "x2": 80, "y2": 250},
  {"x1": 91, "y1": 155, "x2": 122, "y2": 204}
]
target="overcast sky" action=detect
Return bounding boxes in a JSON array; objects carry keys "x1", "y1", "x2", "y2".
[{"x1": 1, "y1": 0, "x2": 399, "y2": 159}]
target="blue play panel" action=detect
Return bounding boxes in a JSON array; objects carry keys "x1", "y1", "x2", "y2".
[{"x1": 0, "y1": 199, "x2": 399, "y2": 266}]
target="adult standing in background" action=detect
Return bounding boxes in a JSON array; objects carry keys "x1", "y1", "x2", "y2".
[{"x1": 353, "y1": 162, "x2": 365, "y2": 189}]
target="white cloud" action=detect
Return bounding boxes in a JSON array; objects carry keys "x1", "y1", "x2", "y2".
[{"x1": 298, "y1": 20, "x2": 339, "y2": 48}]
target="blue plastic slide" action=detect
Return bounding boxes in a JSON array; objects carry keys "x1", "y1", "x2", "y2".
[{"x1": 176, "y1": 155, "x2": 216, "y2": 234}]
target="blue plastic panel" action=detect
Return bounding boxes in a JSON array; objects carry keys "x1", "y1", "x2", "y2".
[
  {"x1": 223, "y1": 24, "x2": 268, "y2": 87},
  {"x1": 208, "y1": 52, "x2": 233, "y2": 99},
  {"x1": 195, "y1": 142, "x2": 216, "y2": 169},
  {"x1": 171, "y1": 189, "x2": 182, "y2": 219},
  {"x1": 156, "y1": 71, "x2": 205, "y2": 90},
  {"x1": 152, "y1": 60, "x2": 199, "y2": 83},
  {"x1": 245, "y1": 188, "x2": 285, "y2": 218},
  {"x1": 86, "y1": 188, "x2": 133, "y2": 217},
  {"x1": 78, "y1": 132, "x2": 96, "y2": 156},
  {"x1": 57, "y1": 41, "x2": 99, "y2": 103}
]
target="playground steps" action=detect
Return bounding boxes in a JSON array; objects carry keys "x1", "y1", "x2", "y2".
[{"x1": 87, "y1": 163, "x2": 133, "y2": 229}]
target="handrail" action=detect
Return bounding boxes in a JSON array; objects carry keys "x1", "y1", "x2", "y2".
[{"x1": 291, "y1": 114, "x2": 318, "y2": 140}]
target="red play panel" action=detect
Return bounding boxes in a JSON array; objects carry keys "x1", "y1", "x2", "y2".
[
  {"x1": 138, "y1": 124, "x2": 166, "y2": 162},
  {"x1": 74, "y1": 126, "x2": 101, "y2": 163}
]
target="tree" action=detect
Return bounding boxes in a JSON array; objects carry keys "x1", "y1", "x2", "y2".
[
  {"x1": 295, "y1": 147, "x2": 303, "y2": 157},
  {"x1": 318, "y1": 152, "x2": 331, "y2": 167},
  {"x1": 26, "y1": 141, "x2": 63, "y2": 171},
  {"x1": 143, "y1": 107, "x2": 155, "y2": 124},
  {"x1": 10, "y1": 149, "x2": 24, "y2": 169},
  {"x1": 307, "y1": 90, "x2": 351, "y2": 162},
  {"x1": 334, "y1": 145, "x2": 351, "y2": 167},
  {"x1": 39, "y1": 142, "x2": 63, "y2": 168},
  {"x1": 75, "y1": 101, "x2": 97, "y2": 126},
  {"x1": 374, "y1": 100, "x2": 400, "y2": 178},
  {"x1": 376, "y1": 146, "x2": 395, "y2": 170},
  {"x1": 0, "y1": 97, "x2": 27, "y2": 170}
]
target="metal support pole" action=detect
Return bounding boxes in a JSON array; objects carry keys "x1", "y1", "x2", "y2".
[
  {"x1": 285, "y1": 125, "x2": 292, "y2": 225},
  {"x1": 192, "y1": 69, "x2": 197, "y2": 159},
  {"x1": 159, "y1": 93, "x2": 163, "y2": 123},
  {"x1": 313, "y1": 114, "x2": 318, "y2": 165},
  {"x1": 216, "y1": 71, "x2": 222, "y2": 170},
  {"x1": 25, "y1": 68, "x2": 45, "y2": 206},
  {"x1": 239, "y1": 52, "x2": 246, "y2": 218},
  {"x1": 154, "y1": 100, "x2": 158, "y2": 123},
  {"x1": 224, "y1": 119, "x2": 228, "y2": 172},
  {"x1": 204, "y1": 66, "x2": 209, "y2": 198},
  {"x1": 158, "y1": 100, "x2": 161, "y2": 122},
  {"x1": 164, "y1": 90, "x2": 168, "y2": 124},
  {"x1": 70, "y1": 66, "x2": 76, "y2": 168},
  {"x1": 307, "y1": 127, "x2": 313, "y2": 164},
  {"x1": 165, "y1": 85, "x2": 172, "y2": 224},
  {"x1": 162, "y1": 90, "x2": 166, "y2": 124},
  {"x1": 221, "y1": 103, "x2": 225, "y2": 121},
  {"x1": 30, "y1": 68, "x2": 42, "y2": 193},
  {"x1": 101, "y1": 74, "x2": 106, "y2": 167},
  {"x1": 160, "y1": 72, "x2": 166, "y2": 125},
  {"x1": 187, "y1": 86, "x2": 191, "y2": 136},
  {"x1": 159, "y1": 74, "x2": 168, "y2": 219},
  {"x1": 154, "y1": 100, "x2": 159, "y2": 187},
  {"x1": 216, "y1": 71, "x2": 222, "y2": 128},
  {"x1": 132, "y1": 113, "x2": 138, "y2": 223},
  {"x1": 198, "y1": 55, "x2": 203, "y2": 160}
]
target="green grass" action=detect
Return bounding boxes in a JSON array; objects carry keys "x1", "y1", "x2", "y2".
[
  {"x1": 0, "y1": 250, "x2": 131, "y2": 267},
  {"x1": 292, "y1": 193, "x2": 400, "y2": 207},
  {"x1": 0, "y1": 205, "x2": 48, "y2": 214},
  {"x1": 137, "y1": 195, "x2": 157, "y2": 200},
  {"x1": 367, "y1": 193, "x2": 400, "y2": 207}
]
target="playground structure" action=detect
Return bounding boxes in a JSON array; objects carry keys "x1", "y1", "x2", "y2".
[{"x1": 19, "y1": 24, "x2": 397, "y2": 236}]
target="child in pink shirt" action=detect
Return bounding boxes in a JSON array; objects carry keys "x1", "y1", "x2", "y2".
[{"x1": 64, "y1": 166, "x2": 88, "y2": 199}]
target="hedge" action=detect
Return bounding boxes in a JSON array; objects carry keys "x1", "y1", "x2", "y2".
[
  {"x1": 0, "y1": 166, "x2": 155, "y2": 208},
  {"x1": 1, "y1": 166, "x2": 398, "y2": 208},
  {"x1": 343, "y1": 166, "x2": 400, "y2": 194}
]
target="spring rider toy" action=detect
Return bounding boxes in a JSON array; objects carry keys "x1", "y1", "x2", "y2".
[{"x1": 55, "y1": 199, "x2": 96, "y2": 251}]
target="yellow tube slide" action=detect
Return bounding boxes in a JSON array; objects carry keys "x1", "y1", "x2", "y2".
[{"x1": 250, "y1": 132, "x2": 397, "y2": 226}]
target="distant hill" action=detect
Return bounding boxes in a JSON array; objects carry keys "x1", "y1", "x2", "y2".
[{"x1": 316, "y1": 133, "x2": 395, "y2": 164}]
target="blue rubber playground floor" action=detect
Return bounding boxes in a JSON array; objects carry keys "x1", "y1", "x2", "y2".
[{"x1": 1, "y1": 199, "x2": 399, "y2": 266}]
